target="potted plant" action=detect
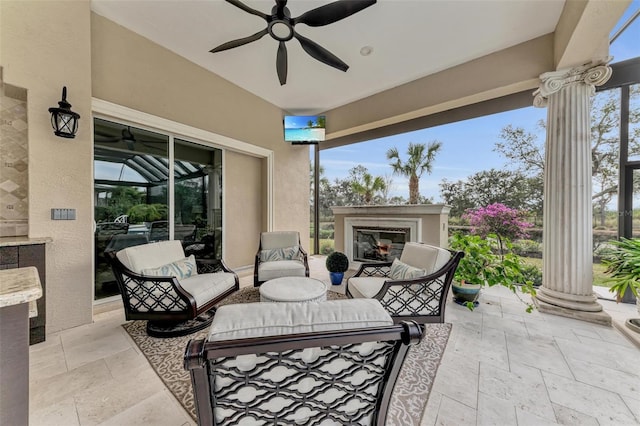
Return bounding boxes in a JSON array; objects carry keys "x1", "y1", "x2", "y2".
[
  {"x1": 326, "y1": 251, "x2": 349, "y2": 285},
  {"x1": 602, "y1": 238, "x2": 640, "y2": 332},
  {"x1": 448, "y1": 232, "x2": 536, "y2": 312},
  {"x1": 448, "y1": 233, "x2": 496, "y2": 306}
]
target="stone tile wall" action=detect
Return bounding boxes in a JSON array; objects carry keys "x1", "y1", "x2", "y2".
[{"x1": 0, "y1": 67, "x2": 29, "y2": 237}]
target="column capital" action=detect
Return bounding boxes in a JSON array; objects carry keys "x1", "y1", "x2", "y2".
[{"x1": 533, "y1": 58, "x2": 612, "y2": 107}]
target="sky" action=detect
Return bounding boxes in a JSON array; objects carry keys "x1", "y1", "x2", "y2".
[
  {"x1": 284, "y1": 115, "x2": 324, "y2": 130},
  {"x1": 314, "y1": 1, "x2": 640, "y2": 203}
]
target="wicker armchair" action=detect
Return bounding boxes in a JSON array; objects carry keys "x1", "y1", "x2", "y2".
[
  {"x1": 347, "y1": 242, "x2": 464, "y2": 324},
  {"x1": 253, "y1": 231, "x2": 309, "y2": 286},
  {"x1": 108, "y1": 240, "x2": 238, "y2": 337},
  {"x1": 184, "y1": 299, "x2": 422, "y2": 425}
]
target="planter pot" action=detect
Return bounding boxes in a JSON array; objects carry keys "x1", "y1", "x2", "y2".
[
  {"x1": 627, "y1": 318, "x2": 640, "y2": 334},
  {"x1": 452, "y1": 282, "x2": 481, "y2": 306},
  {"x1": 329, "y1": 272, "x2": 344, "y2": 285}
]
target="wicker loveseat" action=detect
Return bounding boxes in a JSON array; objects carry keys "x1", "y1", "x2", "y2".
[
  {"x1": 347, "y1": 242, "x2": 464, "y2": 324},
  {"x1": 109, "y1": 240, "x2": 238, "y2": 337},
  {"x1": 184, "y1": 299, "x2": 422, "y2": 425}
]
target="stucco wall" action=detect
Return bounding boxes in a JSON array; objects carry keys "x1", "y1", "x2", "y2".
[
  {"x1": 90, "y1": 13, "x2": 310, "y2": 265},
  {"x1": 0, "y1": 2, "x2": 310, "y2": 333},
  {"x1": 1, "y1": 1, "x2": 94, "y2": 332},
  {"x1": 224, "y1": 151, "x2": 262, "y2": 267}
]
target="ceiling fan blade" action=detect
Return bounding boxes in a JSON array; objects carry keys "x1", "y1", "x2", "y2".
[
  {"x1": 294, "y1": 32, "x2": 348, "y2": 72},
  {"x1": 294, "y1": 0, "x2": 376, "y2": 27},
  {"x1": 210, "y1": 28, "x2": 268, "y2": 53},
  {"x1": 275, "y1": 0, "x2": 288, "y2": 18},
  {"x1": 276, "y1": 41, "x2": 288, "y2": 85},
  {"x1": 225, "y1": 0, "x2": 269, "y2": 20}
]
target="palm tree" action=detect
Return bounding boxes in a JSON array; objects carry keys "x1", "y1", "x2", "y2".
[
  {"x1": 351, "y1": 172, "x2": 386, "y2": 205},
  {"x1": 387, "y1": 141, "x2": 442, "y2": 204}
]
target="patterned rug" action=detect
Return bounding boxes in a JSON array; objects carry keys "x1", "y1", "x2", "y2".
[{"x1": 122, "y1": 287, "x2": 451, "y2": 425}]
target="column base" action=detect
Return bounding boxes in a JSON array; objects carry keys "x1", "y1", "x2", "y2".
[{"x1": 533, "y1": 297, "x2": 611, "y2": 326}]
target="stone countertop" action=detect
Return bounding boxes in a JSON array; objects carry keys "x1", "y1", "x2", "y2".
[
  {"x1": 0, "y1": 236, "x2": 52, "y2": 247},
  {"x1": 0, "y1": 267, "x2": 42, "y2": 314}
]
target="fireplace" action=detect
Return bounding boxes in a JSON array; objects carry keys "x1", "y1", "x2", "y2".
[
  {"x1": 353, "y1": 226, "x2": 410, "y2": 263},
  {"x1": 332, "y1": 205, "x2": 450, "y2": 264}
]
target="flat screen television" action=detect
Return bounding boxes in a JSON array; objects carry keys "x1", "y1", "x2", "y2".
[{"x1": 284, "y1": 115, "x2": 325, "y2": 144}]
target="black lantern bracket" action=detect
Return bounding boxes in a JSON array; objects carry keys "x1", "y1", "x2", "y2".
[{"x1": 48, "y1": 86, "x2": 80, "y2": 139}]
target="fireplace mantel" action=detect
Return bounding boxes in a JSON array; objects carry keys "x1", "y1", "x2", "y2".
[
  {"x1": 332, "y1": 205, "x2": 450, "y2": 215},
  {"x1": 332, "y1": 205, "x2": 451, "y2": 264}
]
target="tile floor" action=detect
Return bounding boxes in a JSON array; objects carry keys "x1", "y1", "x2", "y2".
[{"x1": 29, "y1": 255, "x2": 640, "y2": 425}]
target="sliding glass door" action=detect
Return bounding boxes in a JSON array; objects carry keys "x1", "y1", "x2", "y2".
[{"x1": 93, "y1": 118, "x2": 223, "y2": 300}]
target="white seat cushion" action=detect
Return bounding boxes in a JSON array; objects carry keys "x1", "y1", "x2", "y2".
[
  {"x1": 116, "y1": 240, "x2": 186, "y2": 273},
  {"x1": 260, "y1": 231, "x2": 300, "y2": 250},
  {"x1": 400, "y1": 242, "x2": 451, "y2": 274},
  {"x1": 208, "y1": 299, "x2": 393, "y2": 341},
  {"x1": 347, "y1": 277, "x2": 387, "y2": 299},
  {"x1": 258, "y1": 260, "x2": 306, "y2": 282},
  {"x1": 179, "y1": 272, "x2": 237, "y2": 309}
]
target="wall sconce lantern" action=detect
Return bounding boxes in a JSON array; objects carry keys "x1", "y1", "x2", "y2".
[{"x1": 48, "y1": 86, "x2": 80, "y2": 138}]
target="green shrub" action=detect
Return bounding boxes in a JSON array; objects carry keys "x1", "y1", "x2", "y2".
[
  {"x1": 319, "y1": 239, "x2": 334, "y2": 255},
  {"x1": 319, "y1": 229, "x2": 334, "y2": 239},
  {"x1": 127, "y1": 204, "x2": 167, "y2": 223},
  {"x1": 326, "y1": 251, "x2": 349, "y2": 272},
  {"x1": 520, "y1": 263, "x2": 542, "y2": 287},
  {"x1": 512, "y1": 239, "x2": 542, "y2": 256}
]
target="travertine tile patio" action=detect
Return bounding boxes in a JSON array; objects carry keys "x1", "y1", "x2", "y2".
[{"x1": 29, "y1": 255, "x2": 640, "y2": 425}]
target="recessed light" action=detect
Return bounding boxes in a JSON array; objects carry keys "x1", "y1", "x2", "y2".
[{"x1": 360, "y1": 46, "x2": 373, "y2": 56}]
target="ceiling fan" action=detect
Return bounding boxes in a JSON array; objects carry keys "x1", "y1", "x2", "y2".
[
  {"x1": 210, "y1": 0, "x2": 377, "y2": 85},
  {"x1": 95, "y1": 127, "x2": 165, "y2": 152}
]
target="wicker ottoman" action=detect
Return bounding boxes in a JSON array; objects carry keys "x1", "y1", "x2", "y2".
[{"x1": 259, "y1": 276, "x2": 328, "y2": 303}]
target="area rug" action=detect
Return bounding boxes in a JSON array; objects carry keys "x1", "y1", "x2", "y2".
[{"x1": 122, "y1": 287, "x2": 451, "y2": 425}]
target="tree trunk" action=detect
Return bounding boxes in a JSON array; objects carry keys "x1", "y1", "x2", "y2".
[{"x1": 409, "y1": 175, "x2": 419, "y2": 204}]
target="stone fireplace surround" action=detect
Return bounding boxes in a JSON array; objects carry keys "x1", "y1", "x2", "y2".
[{"x1": 332, "y1": 205, "x2": 450, "y2": 265}]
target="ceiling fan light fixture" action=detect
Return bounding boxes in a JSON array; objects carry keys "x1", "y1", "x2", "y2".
[{"x1": 268, "y1": 20, "x2": 294, "y2": 41}]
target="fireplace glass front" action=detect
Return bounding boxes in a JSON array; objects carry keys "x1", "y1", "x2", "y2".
[{"x1": 353, "y1": 227, "x2": 410, "y2": 263}]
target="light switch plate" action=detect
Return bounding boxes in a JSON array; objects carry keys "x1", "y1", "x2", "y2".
[{"x1": 51, "y1": 208, "x2": 76, "y2": 220}]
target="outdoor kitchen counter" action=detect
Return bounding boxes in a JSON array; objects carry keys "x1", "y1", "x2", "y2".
[
  {"x1": 0, "y1": 266, "x2": 42, "y2": 426},
  {"x1": 0, "y1": 236, "x2": 52, "y2": 247},
  {"x1": 0, "y1": 237, "x2": 51, "y2": 344},
  {"x1": 0, "y1": 266, "x2": 42, "y2": 315}
]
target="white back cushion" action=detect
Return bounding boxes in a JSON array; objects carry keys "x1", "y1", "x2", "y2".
[
  {"x1": 208, "y1": 299, "x2": 393, "y2": 341},
  {"x1": 260, "y1": 231, "x2": 300, "y2": 250},
  {"x1": 400, "y1": 242, "x2": 451, "y2": 274},
  {"x1": 116, "y1": 240, "x2": 186, "y2": 274}
]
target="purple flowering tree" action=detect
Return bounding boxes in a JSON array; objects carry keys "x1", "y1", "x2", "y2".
[{"x1": 463, "y1": 203, "x2": 533, "y2": 258}]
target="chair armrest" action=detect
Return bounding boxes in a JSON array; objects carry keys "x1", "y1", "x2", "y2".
[
  {"x1": 196, "y1": 258, "x2": 240, "y2": 290},
  {"x1": 108, "y1": 252, "x2": 197, "y2": 314},
  {"x1": 352, "y1": 261, "x2": 393, "y2": 278},
  {"x1": 298, "y1": 246, "x2": 310, "y2": 274},
  {"x1": 196, "y1": 258, "x2": 233, "y2": 274}
]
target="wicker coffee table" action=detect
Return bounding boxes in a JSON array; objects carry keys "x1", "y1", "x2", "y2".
[{"x1": 259, "y1": 276, "x2": 328, "y2": 303}]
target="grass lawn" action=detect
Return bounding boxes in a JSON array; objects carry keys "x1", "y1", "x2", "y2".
[{"x1": 522, "y1": 257, "x2": 611, "y2": 288}]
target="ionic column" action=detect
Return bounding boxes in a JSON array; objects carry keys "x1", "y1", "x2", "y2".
[{"x1": 533, "y1": 59, "x2": 612, "y2": 325}]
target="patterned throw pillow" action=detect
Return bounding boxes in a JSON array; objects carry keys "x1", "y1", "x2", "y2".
[
  {"x1": 142, "y1": 255, "x2": 198, "y2": 279},
  {"x1": 389, "y1": 258, "x2": 425, "y2": 280},
  {"x1": 260, "y1": 245, "x2": 300, "y2": 262}
]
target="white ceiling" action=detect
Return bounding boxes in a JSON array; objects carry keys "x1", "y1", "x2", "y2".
[{"x1": 91, "y1": 0, "x2": 566, "y2": 115}]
